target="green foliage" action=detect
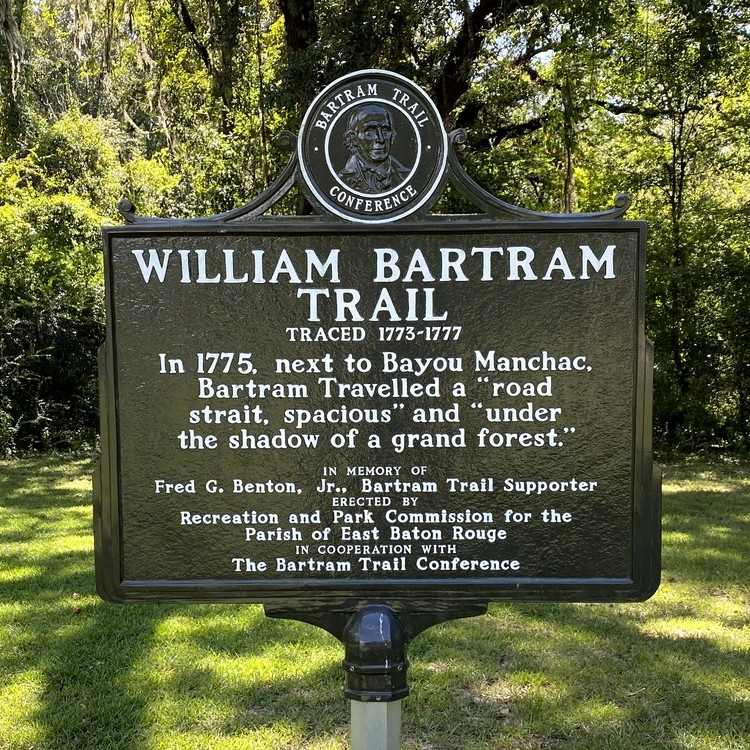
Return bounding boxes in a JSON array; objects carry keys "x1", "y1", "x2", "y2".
[
  {"x1": 33, "y1": 113, "x2": 124, "y2": 207},
  {"x1": 0, "y1": 99, "x2": 198, "y2": 453},
  {"x1": 0, "y1": 194, "x2": 104, "y2": 453},
  {"x1": 1, "y1": 0, "x2": 750, "y2": 452}
]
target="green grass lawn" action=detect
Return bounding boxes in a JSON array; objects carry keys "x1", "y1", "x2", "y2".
[{"x1": 1, "y1": 456, "x2": 748, "y2": 749}]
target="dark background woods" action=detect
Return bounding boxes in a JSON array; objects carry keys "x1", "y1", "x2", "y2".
[{"x1": 1, "y1": 0, "x2": 749, "y2": 455}]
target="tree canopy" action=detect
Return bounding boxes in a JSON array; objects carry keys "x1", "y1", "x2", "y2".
[{"x1": 1, "y1": 0, "x2": 750, "y2": 452}]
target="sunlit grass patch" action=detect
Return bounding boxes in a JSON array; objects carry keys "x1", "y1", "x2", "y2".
[
  {"x1": 0, "y1": 669, "x2": 47, "y2": 748},
  {"x1": 1, "y1": 455, "x2": 749, "y2": 749}
]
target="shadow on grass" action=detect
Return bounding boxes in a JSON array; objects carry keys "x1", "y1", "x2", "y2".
[
  {"x1": 149, "y1": 614, "x2": 347, "y2": 741},
  {"x1": 2, "y1": 458, "x2": 158, "y2": 748},
  {"x1": 404, "y1": 472, "x2": 750, "y2": 749},
  {"x1": 3, "y1": 457, "x2": 748, "y2": 749},
  {"x1": 405, "y1": 604, "x2": 748, "y2": 749},
  {"x1": 1, "y1": 457, "x2": 348, "y2": 749},
  {"x1": 661, "y1": 488, "x2": 750, "y2": 587}
]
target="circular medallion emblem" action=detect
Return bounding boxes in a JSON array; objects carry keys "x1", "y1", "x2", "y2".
[{"x1": 298, "y1": 70, "x2": 448, "y2": 223}]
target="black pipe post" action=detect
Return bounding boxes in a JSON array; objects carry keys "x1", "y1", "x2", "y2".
[{"x1": 343, "y1": 605, "x2": 409, "y2": 749}]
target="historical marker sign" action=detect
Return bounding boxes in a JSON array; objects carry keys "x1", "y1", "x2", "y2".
[{"x1": 95, "y1": 71, "x2": 660, "y2": 609}]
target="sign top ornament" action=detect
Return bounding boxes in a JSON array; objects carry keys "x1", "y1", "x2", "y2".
[
  {"x1": 298, "y1": 70, "x2": 448, "y2": 224},
  {"x1": 117, "y1": 67, "x2": 633, "y2": 225}
]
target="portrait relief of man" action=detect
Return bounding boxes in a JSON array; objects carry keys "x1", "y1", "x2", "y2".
[{"x1": 338, "y1": 104, "x2": 411, "y2": 194}]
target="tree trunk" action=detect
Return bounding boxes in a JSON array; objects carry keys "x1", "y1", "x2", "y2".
[{"x1": 0, "y1": 0, "x2": 24, "y2": 152}]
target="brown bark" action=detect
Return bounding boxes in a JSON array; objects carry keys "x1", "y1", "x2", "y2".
[
  {"x1": 0, "y1": 0, "x2": 23, "y2": 96},
  {"x1": 278, "y1": 0, "x2": 318, "y2": 51},
  {"x1": 169, "y1": 0, "x2": 242, "y2": 133},
  {"x1": 0, "y1": 0, "x2": 23, "y2": 151},
  {"x1": 433, "y1": 0, "x2": 538, "y2": 118}
]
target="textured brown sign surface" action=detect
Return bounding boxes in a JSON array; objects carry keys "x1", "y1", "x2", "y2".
[{"x1": 95, "y1": 222, "x2": 660, "y2": 604}]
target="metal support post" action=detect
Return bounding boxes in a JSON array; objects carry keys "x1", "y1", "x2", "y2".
[
  {"x1": 343, "y1": 605, "x2": 408, "y2": 750},
  {"x1": 350, "y1": 701, "x2": 402, "y2": 750}
]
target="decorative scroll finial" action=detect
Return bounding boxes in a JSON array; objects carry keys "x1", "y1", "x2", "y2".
[
  {"x1": 446, "y1": 129, "x2": 631, "y2": 221},
  {"x1": 115, "y1": 75, "x2": 631, "y2": 225}
]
